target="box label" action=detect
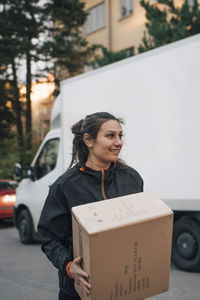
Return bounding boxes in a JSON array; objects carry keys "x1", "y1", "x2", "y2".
[{"x1": 109, "y1": 242, "x2": 150, "y2": 299}]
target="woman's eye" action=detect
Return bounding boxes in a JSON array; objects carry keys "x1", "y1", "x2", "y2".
[
  {"x1": 107, "y1": 134, "x2": 114, "y2": 138},
  {"x1": 106, "y1": 133, "x2": 123, "y2": 139}
]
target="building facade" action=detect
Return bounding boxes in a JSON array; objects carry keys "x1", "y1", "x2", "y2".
[
  {"x1": 81, "y1": 0, "x2": 147, "y2": 53},
  {"x1": 81, "y1": 0, "x2": 197, "y2": 54}
]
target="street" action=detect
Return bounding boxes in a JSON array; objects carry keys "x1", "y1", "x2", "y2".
[{"x1": 0, "y1": 220, "x2": 200, "y2": 300}]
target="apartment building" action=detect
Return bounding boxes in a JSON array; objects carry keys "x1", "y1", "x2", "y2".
[
  {"x1": 81, "y1": 0, "x2": 198, "y2": 54},
  {"x1": 81, "y1": 0, "x2": 147, "y2": 53}
]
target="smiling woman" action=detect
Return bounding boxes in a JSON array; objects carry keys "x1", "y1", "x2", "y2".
[
  {"x1": 69, "y1": 112, "x2": 125, "y2": 170},
  {"x1": 82, "y1": 119, "x2": 123, "y2": 170},
  {"x1": 38, "y1": 112, "x2": 143, "y2": 300}
]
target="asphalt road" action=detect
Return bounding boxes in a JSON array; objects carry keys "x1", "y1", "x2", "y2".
[{"x1": 0, "y1": 220, "x2": 200, "y2": 300}]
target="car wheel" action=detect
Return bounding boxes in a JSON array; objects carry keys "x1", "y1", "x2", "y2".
[
  {"x1": 172, "y1": 217, "x2": 200, "y2": 272},
  {"x1": 18, "y1": 209, "x2": 34, "y2": 244}
]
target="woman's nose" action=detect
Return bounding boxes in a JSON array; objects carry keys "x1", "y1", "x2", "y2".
[{"x1": 114, "y1": 137, "x2": 123, "y2": 146}]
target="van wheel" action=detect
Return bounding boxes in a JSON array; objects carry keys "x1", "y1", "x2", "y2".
[
  {"x1": 18, "y1": 209, "x2": 34, "y2": 244},
  {"x1": 172, "y1": 217, "x2": 200, "y2": 272}
]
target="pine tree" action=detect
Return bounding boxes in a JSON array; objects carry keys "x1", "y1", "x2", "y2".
[
  {"x1": 0, "y1": 80, "x2": 14, "y2": 140},
  {"x1": 7, "y1": 0, "x2": 45, "y2": 150},
  {"x1": 87, "y1": 46, "x2": 134, "y2": 69},
  {"x1": 42, "y1": 0, "x2": 96, "y2": 83},
  {"x1": 139, "y1": 0, "x2": 200, "y2": 52},
  {"x1": 0, "y1": 0, "x2": 92, "y2": 151},
  {"x1": 0, "y1": 0, "x2": 97, "y2": 174},
  {"x1": 0, "y1": 0, "x2": 45, "y2": 152},
  {"x1": 0, "y1": 5, "x2": 24, "y2": 149}
]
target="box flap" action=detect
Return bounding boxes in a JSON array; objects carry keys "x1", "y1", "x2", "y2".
[{"x1": 72, "y1": 192, "x2": 173, "y2": 234}]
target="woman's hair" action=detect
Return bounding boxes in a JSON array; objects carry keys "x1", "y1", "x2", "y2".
[{"x1": 68, "y1": 112, "x2": 124, "y2": 169}]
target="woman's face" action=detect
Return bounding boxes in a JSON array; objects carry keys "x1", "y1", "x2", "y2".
[{"x1": 86, "y1": 120, "x2": 123, "y2": 168}]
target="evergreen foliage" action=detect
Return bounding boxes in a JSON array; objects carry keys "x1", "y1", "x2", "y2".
[
  {"x1": 0, "y1": 132, "x2": 40, "y2": 179},
  {"x1": 139, "y1": 0, "x2": 200, "y2": 52},
  {"x1": 87, "y1": 46, "x2": 134, "y2": 69},
  {"x1": 0, "y1": 0, "x2": 95, "y2": 178},
  {"x1": 0, "y1": 80, "x2": 14, "y2": 140},
  {"x1": 0, "y1": 135, "x2": 19, "y2": 179},
  {"x1": 42, "y1": 0, "x2": 97, "y2": 81},
  {"x1": 0, "y1": 0, "x2": 45, "y2": 152}
]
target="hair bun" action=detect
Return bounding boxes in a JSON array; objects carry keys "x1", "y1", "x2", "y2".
[{"x1": 71, "y1": 119, "x2": 84, "y2": 136}]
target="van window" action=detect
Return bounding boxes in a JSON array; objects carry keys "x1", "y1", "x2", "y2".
[{"x1": 34, "y1": 138, "x2": 60, "y2": 180}]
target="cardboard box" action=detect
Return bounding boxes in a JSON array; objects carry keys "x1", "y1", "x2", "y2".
[{"x1": 72, "y1": 192, "x2": 173, "y2": 300}]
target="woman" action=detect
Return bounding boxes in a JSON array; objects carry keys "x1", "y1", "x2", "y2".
[{"x1": 38, "y1": 112, "x2": 143, "y2": 300}]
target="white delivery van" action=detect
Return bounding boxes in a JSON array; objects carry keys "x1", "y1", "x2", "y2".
[{"x1": 14, "y1": 34, "x2": 200, "y2": 272}]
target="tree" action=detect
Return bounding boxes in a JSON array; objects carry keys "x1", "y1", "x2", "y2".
[
  {"x1": 42, "y1": 0, "x2": 97, "y2": 84},
  {"x1": 0, "y1": 0, "x2": 45, "y2": 152},
  {"x1": 6, "y1": 0, "x2": 45, "y2": 150},
  {"x1": 138, "y1": 0, "x2": 200, "y2": 53},
  {"x1": 0, "y1": 0, "x2": 96, "y2": 151},
  {"x1": 0, "y1": 18, "x2": 24, "y2": 149},
  {"x1": 87, "y1": 46, "x2": 134, "y2": 69},
  {"x1": 0, "y1": 80, "x2": 14, "y2": 140},
  {"x1": 0, "y1": 0, "x2": 98, "y2": 177},
  {"x1": 0, "y1": 78, "x2": 19, "y2": 179}
]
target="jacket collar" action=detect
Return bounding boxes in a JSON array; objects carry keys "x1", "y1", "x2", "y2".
[
  {"x1": 76, "y1": 161, "x2": 117, "y2": 173},
  {"x1": 75, "y1": 161, "x2": 117, "y2": 183}
]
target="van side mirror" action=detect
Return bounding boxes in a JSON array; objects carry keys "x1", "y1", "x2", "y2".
[
  {"x1": 13, "y1": 163, "x2": 36, "y2": 181},
  {"x1": 27, "y1": 167, "x2": 36, "y2": 181},
  {"x1": 13, "y1": 163, "x2": 23, "y2": 181}
]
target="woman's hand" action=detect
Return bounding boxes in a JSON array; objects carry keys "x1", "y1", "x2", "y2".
[{"x1": 69, "y1": 256, "x2": 91, "y2": 296}]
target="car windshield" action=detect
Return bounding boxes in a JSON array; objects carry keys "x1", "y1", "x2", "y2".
[{"x1": 0, "y1": 182, "x2": 17, "y2": 190}]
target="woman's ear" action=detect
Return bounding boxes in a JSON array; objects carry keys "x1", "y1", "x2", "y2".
[{"x1": 83, "y1": 133, "x2": 94, "y2": 149}]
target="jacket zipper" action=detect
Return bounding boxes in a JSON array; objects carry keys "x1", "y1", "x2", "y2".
[{"x1": 101, "y1": 170, "x2": 107, "y2": 200}]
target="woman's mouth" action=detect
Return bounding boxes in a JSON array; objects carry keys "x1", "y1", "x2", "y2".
[{"x1": 110, "y1": 149, "x2": 120, "y2": 155}]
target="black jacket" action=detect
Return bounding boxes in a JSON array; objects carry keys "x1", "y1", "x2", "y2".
[{"x1": 37, "y1": 162, "x2": 143, "y2": 296}]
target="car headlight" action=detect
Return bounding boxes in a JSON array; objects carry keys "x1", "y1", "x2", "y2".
[{"x1": 2, "y1": 195, "x2": 16, "y2": 204}]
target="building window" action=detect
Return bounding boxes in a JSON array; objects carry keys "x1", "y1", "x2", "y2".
[
  {"x1": 121, "y1": 0, "x2": 134, "y2": 18},
  {"x1": 84, "y1": 2, "x2": 105, "y2": 34}
]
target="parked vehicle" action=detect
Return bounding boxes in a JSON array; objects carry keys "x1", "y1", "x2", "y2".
[
  {"x1": 0, "y1": 179, "x2": 17, "y2": 220},
  {"x1": 14, "y1": 34, "x2": 200, "y2": 272}
]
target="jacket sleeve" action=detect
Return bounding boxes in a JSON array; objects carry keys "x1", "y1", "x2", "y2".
[
  {"x1": 37, "y1": 182, "x2": 73, "y2": 276},
  {"x1": 126, "y1": 167, "x2": 144, "y2": 193},
  {"x1": 138, "y1": 173, "x2": 144, "y2": 193}
]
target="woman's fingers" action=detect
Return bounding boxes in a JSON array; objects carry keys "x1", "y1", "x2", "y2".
[
  {"x1": 76, "y1": 268, "x2": 89, "y2": 280},
  {"x1": 70, "y1": 261, "x2": 88, "y2": 279},
  {"x1": 78, "y1": 278, "x2": 91, "y2": 296},
  {"x1": 79, "y1": 275, "x2": 91, "y2": 289},
  {"x1": 74, "y1": 256, "x2": 83, "y2": 265},
  {"x1": 69, "y1": 256, "x2": 91, "y2": 296},
  {"x1": 77, "y1": 273, "x2": 91, "y2": 295}
]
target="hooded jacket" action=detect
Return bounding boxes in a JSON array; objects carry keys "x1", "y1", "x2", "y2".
[{"x1": 37, "y1": 162, "x2": 143, "y2": 296}]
